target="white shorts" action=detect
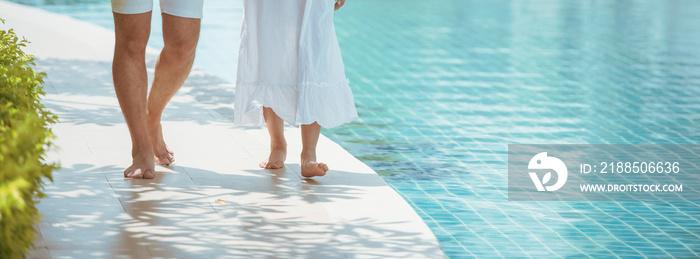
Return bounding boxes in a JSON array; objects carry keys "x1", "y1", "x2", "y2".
[{"x1": 111, "y1": 0, "x2": 204, "y2": 19}]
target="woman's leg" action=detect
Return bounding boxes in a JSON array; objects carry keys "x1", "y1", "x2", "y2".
[
  {"x1": 300, "y1": 122, "x2": 329, "y2": 177},
  {"x1": 146, "y1": 13, "x2": 201, "y2": 166},
  {"x1": 112, "y1": 11, "x2": 155, "y2": 179},
  {"x1": 260, "y1": 107, "x2": 287, "y2": 169}
]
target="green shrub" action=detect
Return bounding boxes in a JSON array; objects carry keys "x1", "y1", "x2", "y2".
[{"x1": 0, "y1": 18, "x2": 58, "y2": 258}]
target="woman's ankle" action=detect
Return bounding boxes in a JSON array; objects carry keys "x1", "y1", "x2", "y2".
[
  {"x1": 300, "y1": 149, "x2": 317, "y2": 161},
  {"x1": 270, "y1": 140, "x2": 287, "y2": 151}
]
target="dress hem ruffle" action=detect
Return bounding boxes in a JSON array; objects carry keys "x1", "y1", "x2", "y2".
[{"x1": 233, "y1": 79, "x2": 358, "y2": 129}]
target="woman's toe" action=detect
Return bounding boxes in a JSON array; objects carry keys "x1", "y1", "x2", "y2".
[{"x1": 143, "y1": 169, "x2": 156, "y2": 179}]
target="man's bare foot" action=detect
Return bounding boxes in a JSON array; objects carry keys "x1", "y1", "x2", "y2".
[
  {"x1": 260, "y1": 147, "x2": 287, "y2": 169},
  {"x1": 301, "y1": 160, "x2": 329, "y2": 177},
  {"x1": 124, "y1": 150, "x2": 156, "y2": 179},
  {"x1": 147, "y1": 115, "x2": 174, "y2": 166}
]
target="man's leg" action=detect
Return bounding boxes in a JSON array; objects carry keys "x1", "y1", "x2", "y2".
[
  {"x1": 112, "y1": 12, "x2": 155, "y2": 179},
  {"x1": 147, "y1": 13, "x2": 201, "y2": 166}
]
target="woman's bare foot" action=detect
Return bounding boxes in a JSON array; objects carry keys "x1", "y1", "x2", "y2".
[
  {"x1": 147, "y1": 115, "x2": 174, "y2": 166},
  {"x1": 125, "y1": 149, "x2": 156, "y2": 179},
  {"x1": 299, "y1": 122, "x2": 325, "y2": 177},
  {"x1": 301, "y1": 160, "x2": 329, "y2": 177},
  {"x1": 260, "y1": 143, "x2": 287, "y2": 169},
  {"x1": 300, "y1": 150, "x2": 328, "y2": 177}
]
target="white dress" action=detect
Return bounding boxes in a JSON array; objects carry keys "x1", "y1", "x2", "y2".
[{"x1": 234, "y1": 0, "x2": 358, "y2": 128}]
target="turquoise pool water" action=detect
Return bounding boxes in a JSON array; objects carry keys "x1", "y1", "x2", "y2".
[{"x1": 7, "y1": 0, "x2": 700, "y2": 257}]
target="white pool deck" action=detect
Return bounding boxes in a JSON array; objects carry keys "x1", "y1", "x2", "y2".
[{"x1": 0, "y1": 1, "x2": 444, "y2": 258}]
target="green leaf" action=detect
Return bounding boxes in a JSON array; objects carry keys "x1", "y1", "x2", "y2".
[{"x1": 0, "y1": 19, "x2": 59, "y2": 258}]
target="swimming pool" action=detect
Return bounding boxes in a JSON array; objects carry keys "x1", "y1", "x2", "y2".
[{"x1": 6, "y1": 0, "x2": 700, "y2": 257}]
